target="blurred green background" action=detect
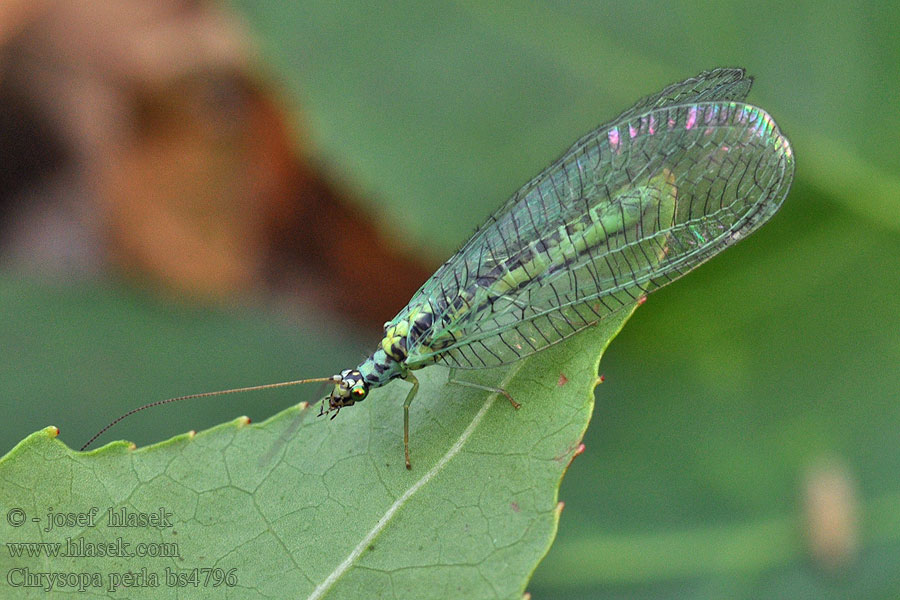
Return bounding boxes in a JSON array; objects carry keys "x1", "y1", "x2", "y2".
[{"x1": 1, "y1": 1, "x2": 898, "y2": 598}]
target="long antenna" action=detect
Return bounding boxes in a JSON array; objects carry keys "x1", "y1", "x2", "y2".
[{"x1": 80, "y1": 376, "x2": 337, "y2": 451}]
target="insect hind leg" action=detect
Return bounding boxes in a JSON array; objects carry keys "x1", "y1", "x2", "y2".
[{"x1": 447, "y1": 372, "x2": 520, "y2": 410}]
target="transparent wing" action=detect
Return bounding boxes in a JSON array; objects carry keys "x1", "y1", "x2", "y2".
[
  {"x1": 447, "y1": 68, "x2": 753, "y2": 266},
  {"x1": 400, "y1": 72, "x2": 794, "y2": 369}
]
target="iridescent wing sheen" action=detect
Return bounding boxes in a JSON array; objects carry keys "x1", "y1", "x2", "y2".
[
  {"x1": 400, "y1": 69, "x2": 794, "y2": 369},
  {"x1": 602, "y1": 67, "x2": 752, "y2": 125}
]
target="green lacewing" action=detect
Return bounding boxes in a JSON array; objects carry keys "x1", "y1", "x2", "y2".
[{"x1": 83, "y1": 68, "x2": 794, "y2": 468}]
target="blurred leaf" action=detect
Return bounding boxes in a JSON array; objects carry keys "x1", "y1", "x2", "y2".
[
  {"x1": 228, "y1": 0, "x2": 900, "y2": 255},
  {"x1": 0, "y1": 276, "x2": 366, "y2": 454},
  {"x1": 0, "y1": 305, "x2": 634, "y2": 599},
  {"x1": 530, "y1": 185, "x2": 900, "y2": 598}
]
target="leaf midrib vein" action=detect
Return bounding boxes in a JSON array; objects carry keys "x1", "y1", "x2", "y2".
[{"x1": 306, "y1": 364, "x2": 522, "y2": 600}]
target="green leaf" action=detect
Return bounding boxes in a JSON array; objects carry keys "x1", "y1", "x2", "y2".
[{"x1": 0, "y1": 306, "x2": 635, "y2": 599}]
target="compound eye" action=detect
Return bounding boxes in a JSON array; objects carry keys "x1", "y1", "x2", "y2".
[{"x1": 352, "y1": 387, "x2": 367, "y2": 399}]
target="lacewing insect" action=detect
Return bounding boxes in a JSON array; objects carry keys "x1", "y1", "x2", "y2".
[{"x1": 82, "y1": 68, "x2": 794, "y2": 468}]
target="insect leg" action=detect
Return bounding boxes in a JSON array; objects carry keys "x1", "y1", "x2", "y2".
[
  {"x1": 402, "y1": 372, "x2": 420, "y2": 470},
  {"x1": 448, "y1": 374, "x2": 521, "y2": 410}
]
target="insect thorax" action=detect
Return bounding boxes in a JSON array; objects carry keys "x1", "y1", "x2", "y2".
[
  {"x1": 356, "y1": 300, "x2": 449, "y2": 387},
  {"x1": 358, "y1": 348, "x2": 407, "y2": 388}
]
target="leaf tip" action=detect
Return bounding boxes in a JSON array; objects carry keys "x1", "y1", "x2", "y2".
[
  {"x1": 76, "y1": 439, "x2": 137, "y2": 455},
  {"x1": 590, "y1": 374, "x2": 606, "y2": 394}
]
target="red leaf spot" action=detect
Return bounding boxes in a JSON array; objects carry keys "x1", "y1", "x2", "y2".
[{"x1": 557, "y1": 373, "x2": 568, "y2": 386}]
